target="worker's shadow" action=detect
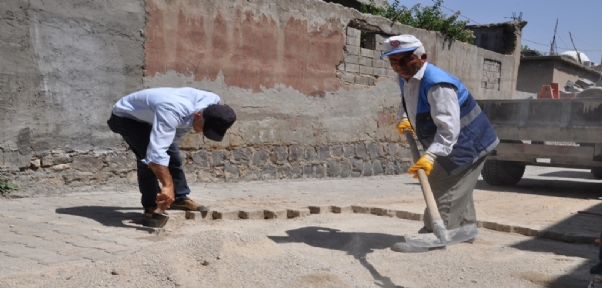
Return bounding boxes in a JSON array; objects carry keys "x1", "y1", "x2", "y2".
[
  {"x1": 55, "y1": 206, "x2": 156, "y2": 233},
  {"x1": 269, "y1": 226, "x2": 406, "y2": 288}
]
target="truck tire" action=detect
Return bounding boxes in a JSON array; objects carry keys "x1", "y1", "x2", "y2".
[
  {"x1": 481, "y1": 160, "x2": 525, "y2": 186},
  {"x1": 592, "y1": 168, "x2": 602, "y2": 180}
]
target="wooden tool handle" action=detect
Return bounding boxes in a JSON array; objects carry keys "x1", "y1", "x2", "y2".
[{"x1": 404, "y1": 130, "x2": 442, "y2": 222}]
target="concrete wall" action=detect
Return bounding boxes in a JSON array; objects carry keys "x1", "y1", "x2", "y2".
[
  {"x1": 0, "y1": 0, "x2": 520, "y2": 196},
  {"x1": 517, "y1": 56, "x2": 602, "y2": 94}
]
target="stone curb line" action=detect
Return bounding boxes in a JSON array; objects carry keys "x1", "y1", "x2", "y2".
[{"x1": 146, "y1": 205, "x2": 596, "y2": 245}]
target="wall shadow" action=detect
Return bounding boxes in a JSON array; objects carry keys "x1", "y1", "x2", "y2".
[
  {"x1": 56, "y1": 206, "x2": 155, "y2": 233},
  {"x1": 269, "y1": 226, "x2": 406, "y2": 288}
]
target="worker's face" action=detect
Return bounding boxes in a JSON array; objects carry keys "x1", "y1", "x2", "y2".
[
  {"x1": 192, "y1": 112, "x2": 204, "y2": 133},
  {"x1": 387, "y1": 51, "x2": 427, "y2": 80}
]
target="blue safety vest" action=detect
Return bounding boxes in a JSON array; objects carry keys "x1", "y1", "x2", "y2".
[{"x1": 400, "y1": 64, "x2": 499, "y2": 175}]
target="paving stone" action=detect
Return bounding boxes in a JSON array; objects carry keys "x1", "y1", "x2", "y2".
[
  {"x1": 212, "y1": 210, "x2": 239, "y2": 220},
  {"x1": 308, "y1": 206, "x2": 332, "y2": 214},
  {"x1": 331, "y1": 206, "x2": 352, "y2": 214},
  {"x1": 287, "y1": 208, "x2": 310, "y2": 218},
  {"x1": 239, "y1": 210, "x2": 265, "y2": 220},
  {"x1": 263, "y1": 209, "x2": 287, "y2": 219},
  {"x1": 351, "y1": 206, "x2": 370, "y2": 214}
]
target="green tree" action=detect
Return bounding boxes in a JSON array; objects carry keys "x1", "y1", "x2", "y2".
[{"x1": 362, "y1": 0, "x2": 474, "y2": 44}]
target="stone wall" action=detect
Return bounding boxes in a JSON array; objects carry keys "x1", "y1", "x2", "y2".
[{"x1": 0, "y1": 0, "x2": 521, "y2": 197}]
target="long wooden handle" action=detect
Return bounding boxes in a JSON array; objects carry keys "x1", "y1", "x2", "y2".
[{"x1": 404, "y1": 129, "x2": 442, "y2": 222}]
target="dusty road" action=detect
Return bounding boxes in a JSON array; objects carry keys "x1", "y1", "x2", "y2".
[{"x1": 1, "y1": 166, "x2": 601, "y2": 287}]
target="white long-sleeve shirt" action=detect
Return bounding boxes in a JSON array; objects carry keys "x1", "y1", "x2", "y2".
[
  {"x1": 398, "y1": 62, "x2": 461, "y2": 157},
  {"x1": 112, "y1": 87, "x2": 221, "y2": 166}
]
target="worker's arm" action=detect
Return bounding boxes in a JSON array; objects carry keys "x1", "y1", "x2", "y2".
[
  {"x1": 142, "y1": 105, "x2": 181, "y2": 212},
  {"x1": 148, "y1": 163, "x2": 174, "y2": 212},
  {"x1": 425, "y1": 83, "x2": 461, "y2": 157}
]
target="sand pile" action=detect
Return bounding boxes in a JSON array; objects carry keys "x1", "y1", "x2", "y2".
[{"x1": 9, "y1": 230, "x2": 374, "y2": 288}]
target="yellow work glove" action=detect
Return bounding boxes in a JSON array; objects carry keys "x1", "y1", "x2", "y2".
[
  {"x1": 396, "y1": 118, "x2": 414, "y2": 134},
  {"x1": 408, "y1": 152, "x2": 436, "y2": 179}
]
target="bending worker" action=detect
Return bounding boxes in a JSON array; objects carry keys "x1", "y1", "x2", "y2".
[
  {"x1": 381, "y1": 35, "x2": 499, "y2": 252},
  {"x1": 107, "y1": 87, "x2": 236, "y2": 218}
]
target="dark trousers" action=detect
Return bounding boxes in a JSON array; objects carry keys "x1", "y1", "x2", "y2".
[
  {"x1": 107, "y1": 113, "x2": 191, "y2": 208},
  {"x1": 591, "y1": 231, "x2": 602, "y2": 275}
]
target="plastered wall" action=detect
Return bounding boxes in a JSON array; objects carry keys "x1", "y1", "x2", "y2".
[{"x1": 0, "y1": 0, "x2": 521, "y2": 196}]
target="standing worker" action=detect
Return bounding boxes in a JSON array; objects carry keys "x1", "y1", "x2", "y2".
[
  {"x1": 107, "y1": 87, "x2": 236, "y2": 218},
  {"x1": 381, "y1": 35, "x2": 499, "y2": 252}
]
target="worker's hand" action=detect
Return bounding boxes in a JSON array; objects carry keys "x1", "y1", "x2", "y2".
[
  {"x1": 155, "y1": 185, "x2": 175, "y2": 213},
  {"x1": 396, "y1": 118, "x2": 414, "y2": 135},
  {"x1": 408, "y1": 152, "x2": 436, "y2": 178}
]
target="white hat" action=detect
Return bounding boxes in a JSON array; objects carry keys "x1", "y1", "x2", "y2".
[{"x1": 380, "y1": 34, "x2": 423, "y2": 58}]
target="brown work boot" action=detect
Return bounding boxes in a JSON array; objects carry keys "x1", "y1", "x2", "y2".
[{"x1": 170, "y1": 198, "x2": 209, "y2": 212}]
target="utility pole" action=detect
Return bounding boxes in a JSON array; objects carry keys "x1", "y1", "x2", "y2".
[
  {"x1": 569, "y1": 32, "x2": 582, "y2": 64},
  {"x1": 549, "y1": 19, "x2": 558, "y2": 55}
]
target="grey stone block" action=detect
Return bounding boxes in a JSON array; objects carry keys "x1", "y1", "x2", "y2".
[
  {"x1": 211, "y1": 150, "x2": 228, "y2": 167},
  {"x1": 315, "y1": 164, "x2": 325, "y2": 178},
  {"x1": 270, "y1": 146, "x2": 288, "y2": 164},
  {"x1": 289, "y1": 145, "x2": 303, "y2": 161},
  {"x1": 354, "y1": 75, "x2": 374, "y2": 86},
  {"x1": 345, "y1": 63, "x2": 359, "y2": 73},
  {"x1": 367, "y1": 143, "x2": 378, "y2": 159},
  {"x1": 356, "y1": 143, "x2": 367, "y2": 159},
  {"x1": 326, "y1": 160, "x2": 340, "y2": 177},
  {"x1": 232, "y1": 148, "x2": 252, "y2": 164},
  {"x1": 346, "y1": 36, "x2": 360, "y2": 46},
  {"x1": 344, "y1": 54, "x2": 359, "y2": 64},
  {"x1": 303, "y1": 164, "x2": 314, "y2": 178},
  {"x1": 374, "y1": 68, "x2": 388, "y2": 76},
  {"x1": 339, "y1": 72, "x2": 355, "y2": 83},
  {"x1": 291, "y1": 164, "x2": 302, "y2": 179},
  {"x1": 345, "y1": 45, "x2": 360, "y2": 55},
  {"x1": 330, "y1": 145, "x2": 343, "y2": 158},
  {"x1": 360, "y1": 48, "x2": 373, "y2": 58},
  {"x1": 351, "y1": 158, "x2": 363, "y2": 172},
  {"x1": 336, "y1": 63, "x2": 345, "y2": 71},
  {"x1": 340, "y1": 158, "x2": 351, "y2": 178},
  {"x1": 363, "y1": 161, "x2": 373, "y2": 176},
  {"x1": 387, "y1": 143, "x2": 399, "y2": 157},
  {"x1": 252, "y1": 150, "x2": 270, "y2": 166},
  {"x1": 359, "y1": 66, "x2": 374, "y2": 75},
  {"x1": 373, "y1": 59, "x2": 387, "y2": 68},
  {"x1": 191, "y1": 150, "x2": 209, "y2": 167},
  {"x1": 224, "y1": 163, "x2": 240, "y2": 181},
  {"x1": 346, "y1": 27, "x2": 360, "y2": 37},
  {"x1": 373, "y1": 160, "x2": 383, "y2": 175},
  {"x1": 304, "y1": 147, "x2": 317, "y2": 161},
  {"x1": 261, "y1": 165, "x2": 276, "y2": 180},
  {"x1": 343, "y1": 144, "x2": 355, "y2": 158},
  {"x1": 373, "y1": 50, "x2": 383, "y2": 59},
  {"x1": 242, "y1": 167, "x2": 261, "y2": 181},
  {"x1": 277, "y1": 165, "x2": 291, "y2": 179},
  {"x1": 359, "y1": 57, "x2": 373, "y2": 67},
  {"x1": 318, "y1": 146, "x2": 330, "y2": 160}
]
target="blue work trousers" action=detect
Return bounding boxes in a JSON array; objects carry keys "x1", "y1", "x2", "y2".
[{"x1": 107, "y1": 113, "x2": 191, "y2": 208}]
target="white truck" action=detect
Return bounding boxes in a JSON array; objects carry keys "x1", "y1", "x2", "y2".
[{"x1": 477, "y1": 88, "x2": 602, "y2": 186}]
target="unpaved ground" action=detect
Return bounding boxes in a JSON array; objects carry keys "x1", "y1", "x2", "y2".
[
  {"x1": 0, "y1": 166, "x2": 601, "y2": 287},
  {"x1": 0, "y1": 214, "x2": 597, "y2": 288}
]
